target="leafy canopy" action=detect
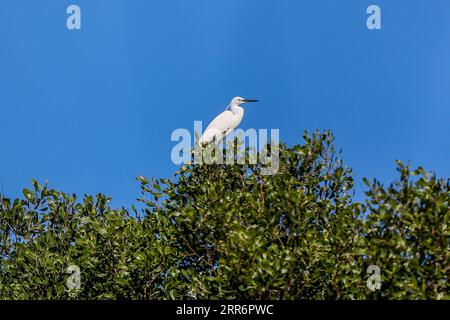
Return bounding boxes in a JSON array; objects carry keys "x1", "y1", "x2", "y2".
[{"x1": 0, "y1": 131, "x2": 448, "y2": 299}]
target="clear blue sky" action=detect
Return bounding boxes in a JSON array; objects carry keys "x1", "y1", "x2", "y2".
[{"x1": 1, "y1": 0, "x2": 449, "y2": 207}]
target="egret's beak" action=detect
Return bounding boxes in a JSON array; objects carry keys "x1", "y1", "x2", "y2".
[{"x1": 243, "y1": 99, "x2": 259, "y2": 103}]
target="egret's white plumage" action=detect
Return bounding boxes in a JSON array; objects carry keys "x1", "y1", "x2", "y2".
[{"x1": 199, "y1": 96, "x2": 258, "y2": 146}]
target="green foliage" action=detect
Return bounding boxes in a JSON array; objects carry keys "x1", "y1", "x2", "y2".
[
  {"x1": 362, "y1": 161, "x2": 449, "y2": 299},
  {"x1": 0, "y1": 131, "x2": 448, "y2": 300}
]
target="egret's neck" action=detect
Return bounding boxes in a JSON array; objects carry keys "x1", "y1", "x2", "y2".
[{"x1": 229, "y1": 103, "x2": 241, "y2": 115}]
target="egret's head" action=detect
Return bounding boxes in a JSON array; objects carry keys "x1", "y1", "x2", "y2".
[{"x1": 230, "y1": 96, "x2": 259, "y2": 106}]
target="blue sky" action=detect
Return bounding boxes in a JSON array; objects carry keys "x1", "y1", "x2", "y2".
[{"x1": 1, "y1": 0, "x2": 449, "y2": 207}]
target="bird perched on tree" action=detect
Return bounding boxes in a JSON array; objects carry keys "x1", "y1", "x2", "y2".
[{"x1": 198, "y1": 96, "x2": 258, "y2": 146}]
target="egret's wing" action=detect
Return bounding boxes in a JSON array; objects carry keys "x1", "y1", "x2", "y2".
[
  {"x1": 199, "y1": 110, "x2": 233, "y2": 145},
  {"x1": 199, "y1": 127, "x2": 223, "y2": 146},
  {"x1": 204, "y1": 110, "x2": 233, "y2": 132}
]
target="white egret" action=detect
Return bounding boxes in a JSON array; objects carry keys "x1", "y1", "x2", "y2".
[{"x1": 198, "y1": 96, "x2": 258, "y2": 146}]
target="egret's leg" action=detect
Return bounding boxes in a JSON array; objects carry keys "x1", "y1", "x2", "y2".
[
  {"x1": 213, "y1": 133, "x2": 225, "y2": 144},
  {"x1": 224, "y1": 128, "x2": 234, "y2": 138}
]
